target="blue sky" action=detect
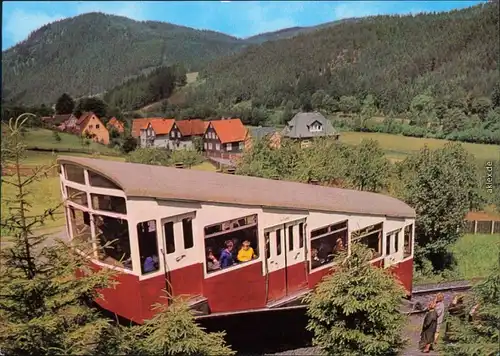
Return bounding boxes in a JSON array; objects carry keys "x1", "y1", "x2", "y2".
[{"x1": 2, "y1": 1, "x2": 484, "y2": 50}]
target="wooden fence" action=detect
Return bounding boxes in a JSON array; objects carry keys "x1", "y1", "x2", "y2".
[{"x1": 464, "y1": 219, "x2": 500, "y2": 235}]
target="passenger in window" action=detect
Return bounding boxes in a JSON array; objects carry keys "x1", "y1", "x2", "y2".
[
  {"x1": 143, "y1": 254, "x2": 159, "y2": 273},
  {"x1": 237, "y1": 240, "x2": 257, "y2": 262},
  {"x1": 206, "y1": 248, "x2": 221, "y2": 272},
  {"x1": 220, "y1": 240, "x2": 235, "y2": 268},
  {"x1": 311, "y1": 248, "x2": 323, "y2": 269},
  {"x1": 334, "y1": 238, "x2": 345, "y2": 253}
]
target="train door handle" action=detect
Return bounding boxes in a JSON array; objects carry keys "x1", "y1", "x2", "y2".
[
  {"x1": 176, "y1": 254, "x2": 186, "y2": 262},
  {"x1": 294, "y1": 252, "x2": 300, "y2": 260}
]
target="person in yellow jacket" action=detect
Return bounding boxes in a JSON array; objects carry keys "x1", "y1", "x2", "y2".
[{"x1": 237, "y1": 240, "x2": 257, "y2": 262}]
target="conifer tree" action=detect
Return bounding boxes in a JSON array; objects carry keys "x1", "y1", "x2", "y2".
[
  {"x1": 120, "y1": 296, "x2": 235, "y2": 356},
  {"x1": 304, "y1": 244, "x2": 407, "y2": 356},
  {"x1": 0, "y1": 114, "x2": 119, "y2": 355},
  {"x1": 443, "y1": 265, "x2": 500, "y2": 356}
]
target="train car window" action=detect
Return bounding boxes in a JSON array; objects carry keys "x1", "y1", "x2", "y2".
[
  {"x1": 404, "y1": 224, "x2": 413, "y2": 258},
  {"x1": 351, "y1": 222, "x2": 383, "y2": 259},
  {"x1": 66, "y1": 186, "x2": 88, "y2": 207},
  {"x1": 310, "y1": 220, "x2": 348, "y2": 270},
  {"x1": 299, "y1": 223, "x2": 304, "y2": 249},
  {"x1": 91, "y1": 194, "x2": 127, "y2": 214},
  {"x1": 265, "y1": 232, "x2": 271, "y2": 259},
  {"x1": 94, "y1": 215, "x2": 132, "y2": 270},
  {"x1": 64, "y1": 164, "x2": 85, "y2": 184},
  {"x1": 137, "y1": 220, "x2": 159, "y2": 275},
  {"x1": 288, "y1": 226, "x2": 294, "y2": 251},
  {"x1": 204, "y1": 214, "x2": 259, "y2": 274},
  {"x1": 386, "y1": 233, "x2": 391, "y2": 255},
  {"x1": 276, "y1": 229, "x2": 282, "y2": 256},
  {"x1": 88, "y1": 170, "x2": 121, "y2": 190},
  {"x1": 164, "y1": 222, "x2": 175, "y2": 254},
  {"x1": 183, "y1": 218, "x2": 194, "y2": 249},
  {"x1": 395, "y1": 231, "x2": 399, "y2": 252},
  {"x1": 69, "y1": 207, "x2": 92, "y2": 253}
]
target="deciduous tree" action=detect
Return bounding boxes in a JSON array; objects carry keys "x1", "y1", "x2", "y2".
[{"x1": 55, "y1": 93, "x2": 75, "y2": 114}]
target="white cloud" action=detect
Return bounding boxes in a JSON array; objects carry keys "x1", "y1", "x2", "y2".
[
  {"x1": 4, "y1": 8, "x2": 64, "y2": 45},
  {"x1": 74, "y1": 1, "x2": 147, "y2": 21}
]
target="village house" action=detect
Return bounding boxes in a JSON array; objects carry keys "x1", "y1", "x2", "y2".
[
  {"x1": 139, "y1": 118, "x2": 176, "y2": 148},
  {"x1": 173, "y1": 118, "x2": 206, "y2": 150},
  {"x1": 245, "y1": 126, "x2": 282, "y2": 150},
  {"x1": 76, "y1": 112, "x2": 110, "y2": 145},
  {"x1": 203, "y1": 118, "x2": 248, "y2": 159},
  {"x1": 59, "y1": 114, "x2": 79, "y2": 132},
  {"x1": 107, "y1": 117, "x2": 125, "y2": 134},
  {"x1": 282, "y1": 112, "x2": 339, "y2": 148},
  {"x1": 41, "y1": 114, "x2": 76, "y2": 129}
]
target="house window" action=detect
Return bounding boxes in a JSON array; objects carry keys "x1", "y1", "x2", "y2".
[
  {"x1": 310, "y1": 123, "x2": 323, "y2": 132},
  {"x1": 137, "y1": 220, "x2": 159, "y2": 274},
  {"x1": 164, "y1": 222, "x2": 175, "y2": 254},
  {"x1": 216, "y1": 143, "x2": 220, "y2": 150},
  {"x1": 64, "y1": 164, "x2": 85, "y2": 184},
  {"x1": 177, "y1": 132, "x2": 181, "y2": 138},
  {"x1": 204, "y1": 214, "x2": 259, "y2": 274},
  {"x1": 404, "y1": 224, "x2": 413, "y2": 258},
  {"x1": 227, "y1": 143, "x2": 232, "y2": 151},
  {"x1": 208, "y1": 143, "x2": 213, "y2": 150},
  {"x1": 310, "y1": 220, "x2": 348, "y2": 270},
  {"x1": 66, "y1": 186, "x2": 88, "y2": 207},
  {"x1": 204, "y1": 142, "x2": 208, "y2": 150},
  {"x1": 351, "y1": 223, "x2": 383, "y2": 260},
  {"x1": 171, "y1": 131, "x2": 175, "y2": 138},
  {"x1": 89, "y1": 125, "x2": 93, "y2": 129},
  {"x1": 95, "y1": 215, "x2": 132, "y2": 270},
  {"x1": 91, "y1": 194, "x2": 127, "y2": 214},
  {"x1": 182, "y1": 218, "x2": 194, "y2": 249},
  {"x1": 239, "y1": 142, "x2": 244, "y2": 150},
  {"x1": 96, "y1": 124, "x2": 100, "y2": 129}
]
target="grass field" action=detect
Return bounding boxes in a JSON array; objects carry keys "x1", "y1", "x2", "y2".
[
  {"x1": 339, "y1": 131, "x2": 500, "y2": 162},
  {"x1": 21, "y1": 150, "x2": 126, "y2": 166},
  {"x1": 414, "y1": 233, "x2": 500, "y2": 285},
  {"x1": 23, "y1": 128, "x2": 119, "y2": 155}
]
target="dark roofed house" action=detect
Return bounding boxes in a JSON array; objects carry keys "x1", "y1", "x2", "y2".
[{"x1": 282, "y1": 112, "x2": 339, "y2": 148}]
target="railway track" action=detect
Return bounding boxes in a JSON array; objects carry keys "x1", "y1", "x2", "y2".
[{"x1": 405, "y1": 280, "x2": 473, "y2": 315}]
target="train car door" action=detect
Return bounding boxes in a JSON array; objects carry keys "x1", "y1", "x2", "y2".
[
  {"x1": 284, "y1": 219, "x2": 308, "y2": 294},
  {"x1": 160, "y1": 212, "x2": 203, "y2": 297},
  {"x1": 264, "y1": 224, "x2": 286, "y2": 302}
]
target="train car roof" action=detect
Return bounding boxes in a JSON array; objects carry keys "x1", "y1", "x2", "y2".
[{"x1": 57, "y1": 156, "x2": 416, "y2": 219}]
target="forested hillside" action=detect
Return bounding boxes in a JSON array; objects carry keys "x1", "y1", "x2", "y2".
[
  {"x1": 1, "y1": 12, "x2": 245, "y2": 106},
  {"x1": 188, "y1": 3, "x2": 498, "y2": 115}
]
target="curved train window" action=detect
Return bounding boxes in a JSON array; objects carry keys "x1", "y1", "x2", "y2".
[
  {"x1": 69, "y1": 207, "x2": 92, "y2": 252},
  {"x1": 64, "y1": 164, "x2": 85, "y2": 184},
  {"x1": 204, "y1": 214, "x2": 259, "y2": 274},
  {"x1": 404, "y1": 224, "x2": 413, "y2": 258},
  {"x1": 88, "y1": 170, "x2": 121, "y2": 190},
  {"x1": 351, "y1": 223, "x2": 383, "y2": 259},
  {"x1": 310, "y1": 220, "x2": 348, "y2": 270}
]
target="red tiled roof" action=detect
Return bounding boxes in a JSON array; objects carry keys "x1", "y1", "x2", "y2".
[
  {"x1": 107, "y1": 117, "x2": 124, "y2": 131},
  {"x1": 175, "y1": 119, "x2": 205, "y2": 136},
  {"x1": 131, "y1": 118, "x2": 152, "y2": 137},
  {"x1": 76, "y1": 112, "x2": 94, "y2": 126},
  {"x1": 149, "y1": 118, "x2": 175, "y2": 135},
  {"x1": 209, "y1": 118, "x2": 248, "y2": 144}
]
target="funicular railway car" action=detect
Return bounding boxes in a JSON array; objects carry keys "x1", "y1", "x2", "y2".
[{"x1": 57, "y1": 156, "x2": 416, "y2": 324}]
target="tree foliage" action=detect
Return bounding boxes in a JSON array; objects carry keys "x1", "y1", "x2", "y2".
[
  {"x1": 304, "y1": 244, "x2": 407, "y2": 356},
  {"x1": 120, "y1": 297, "x2": 235, "y2": 356},
  {"x1": 74, "y1": 96, "x2": 108, "y2": 118},
  {"x1": 55, "y1": 93, "x2": 75, "y2": 114},
  {"x1": 126, "y1": 147, "x2": 203, "y2": 168},
  {"x1": 0, "y1": 114, "x2": 118, "y2": 355},
  {"x1": 443, "y1": 265, "x2": 500, "y2": 355},
  {"x1": 395, "y1": 143, "x2": 482, "y2": 270}
]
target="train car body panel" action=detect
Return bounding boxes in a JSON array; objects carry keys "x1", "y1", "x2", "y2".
[{"x1": 58, "y1": 156, "x2": 417, "y2": 323}]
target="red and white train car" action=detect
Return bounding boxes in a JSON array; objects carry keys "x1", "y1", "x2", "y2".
[{"x1": 58, "y1": 156, "x2": 416, "y2": 323}]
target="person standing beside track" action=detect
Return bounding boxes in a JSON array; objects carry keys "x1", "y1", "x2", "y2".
[{"x1": 434, "y1": 293, "x2": 445, "y2": 344}]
